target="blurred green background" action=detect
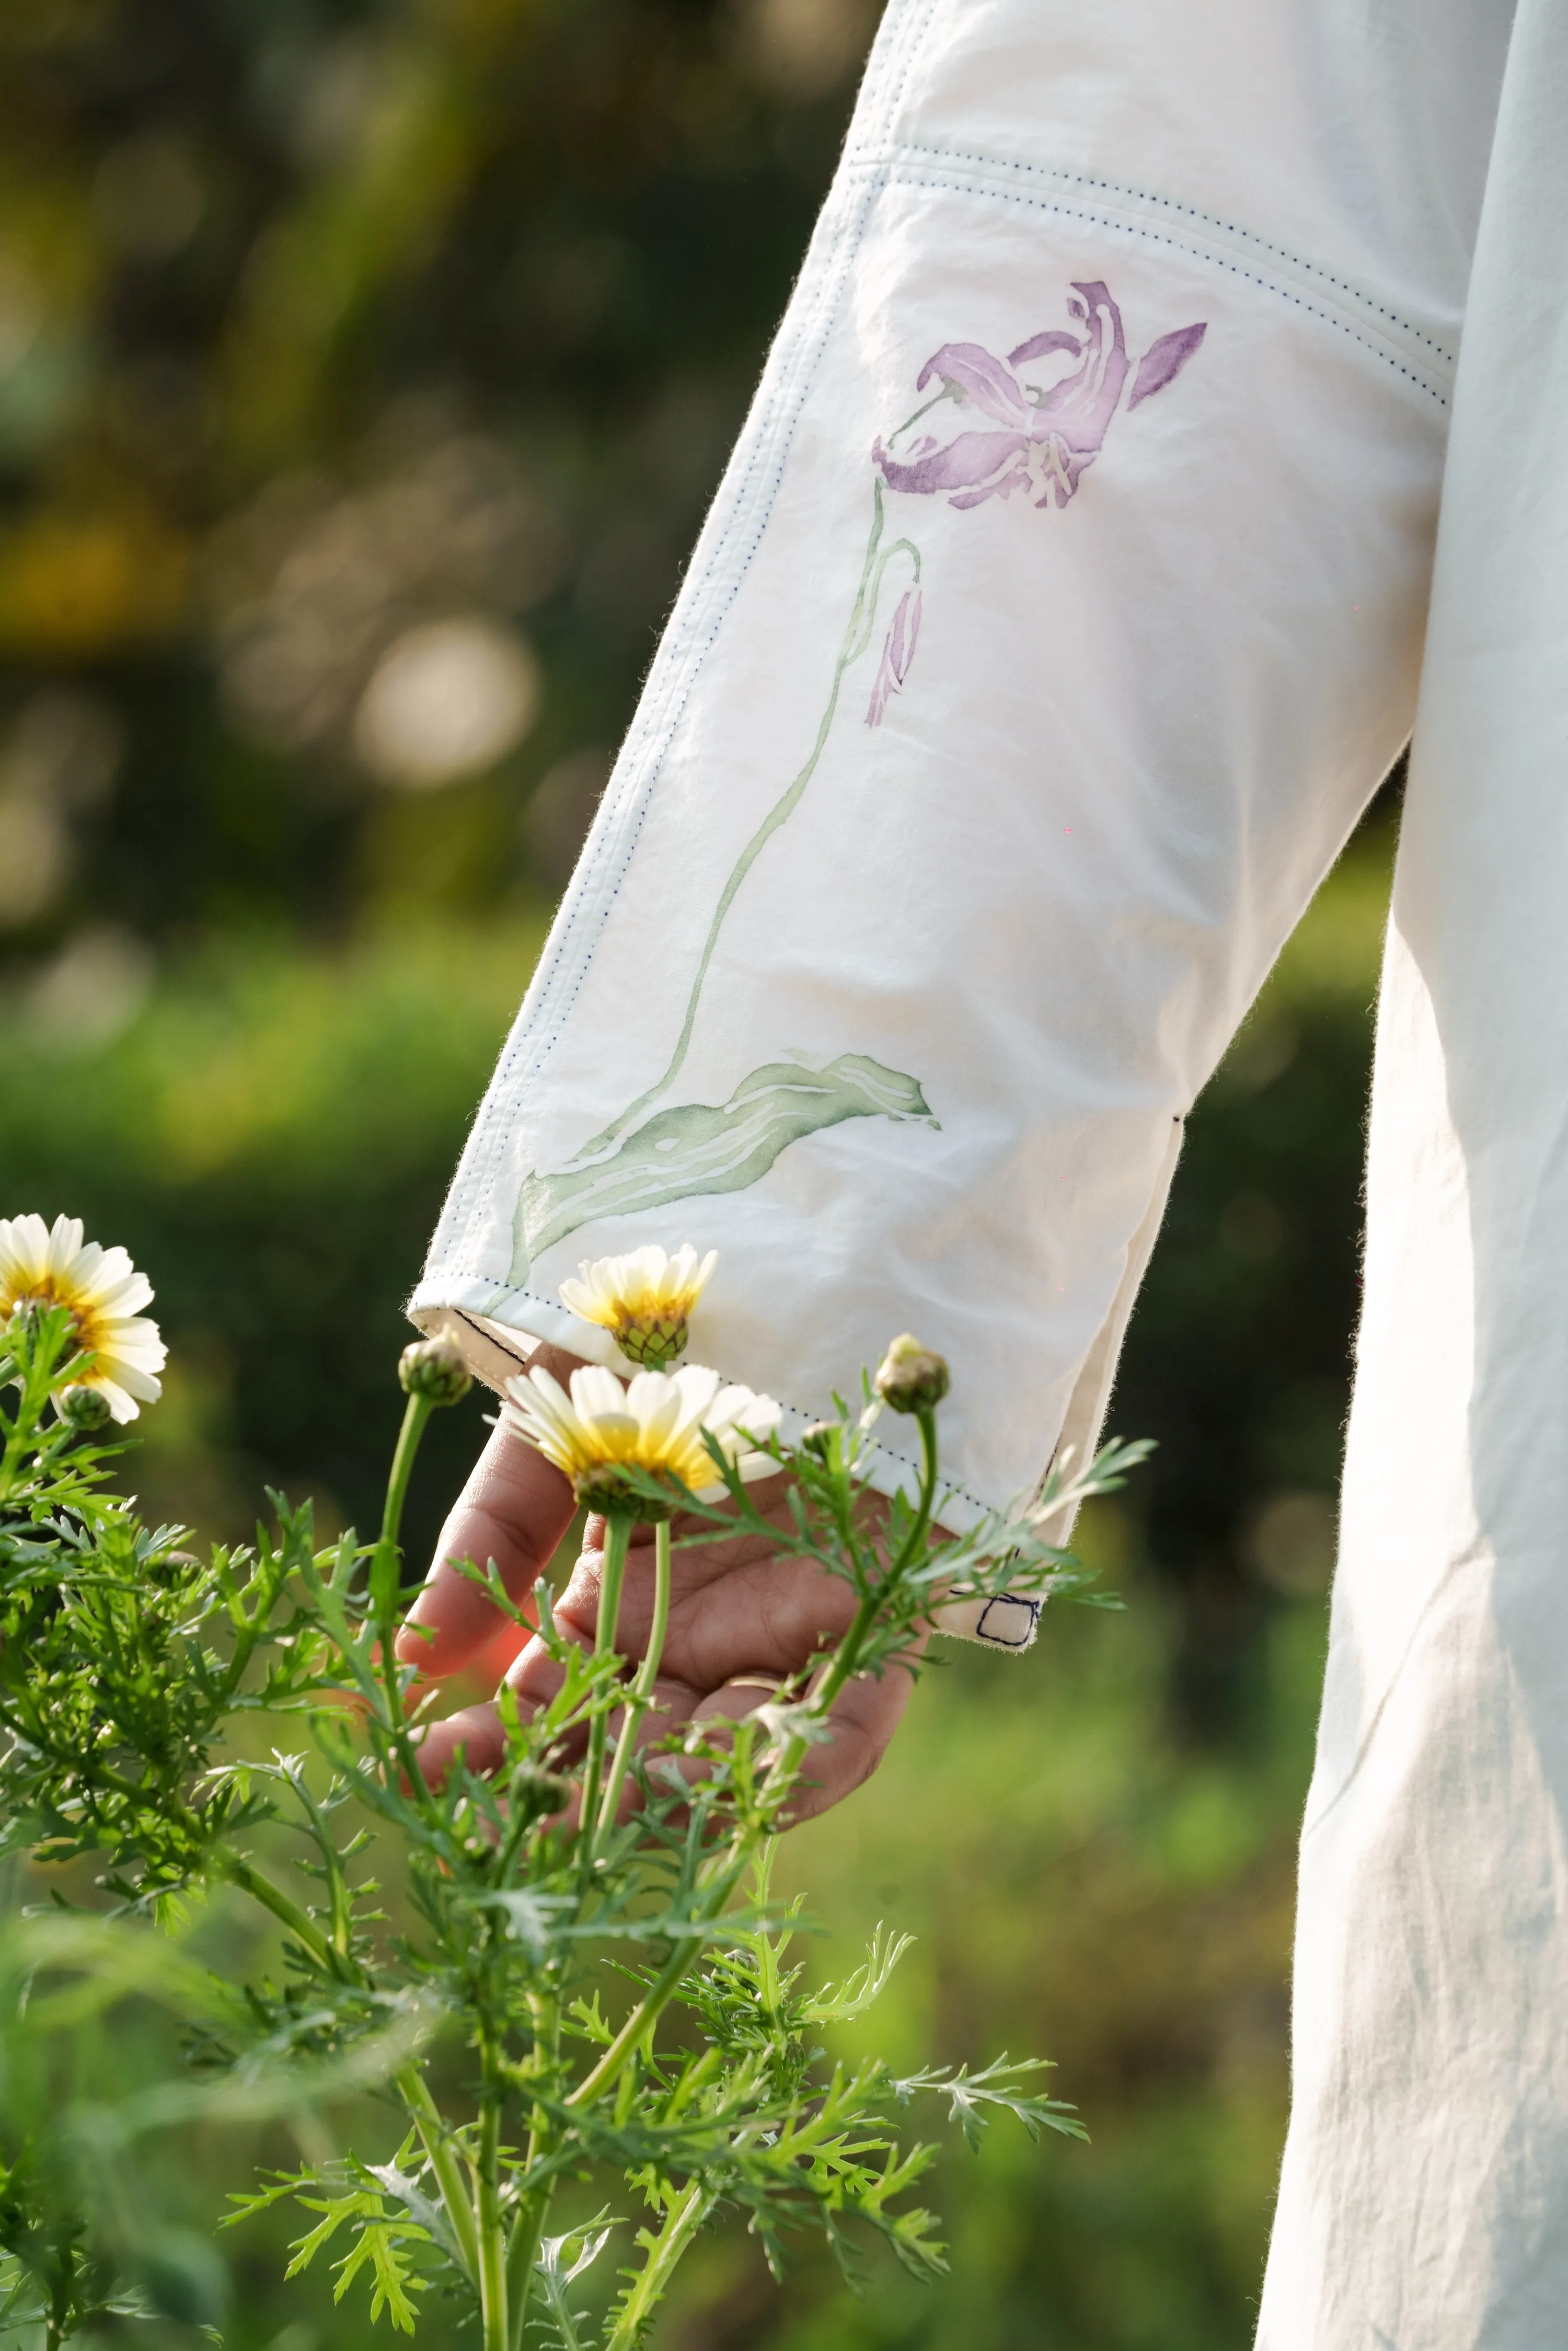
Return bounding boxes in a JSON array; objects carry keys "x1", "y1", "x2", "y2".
[{"x1": 0, "y1": 3, "x2": 1395, "y2": 2344}]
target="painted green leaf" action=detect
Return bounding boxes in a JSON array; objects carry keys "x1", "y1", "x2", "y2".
[{"x1": 511, "y1": 1053, "x2": 935, "y2": 1282}]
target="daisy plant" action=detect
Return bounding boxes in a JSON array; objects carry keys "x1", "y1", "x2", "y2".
[{"x1": 0, "y1": 1225, "x2": 1147, "y2": 2350}]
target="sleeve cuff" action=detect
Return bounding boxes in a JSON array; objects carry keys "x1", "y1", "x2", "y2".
[{"x1": 407, "y1": 1296, "x2": 1042, "y2": 1655}]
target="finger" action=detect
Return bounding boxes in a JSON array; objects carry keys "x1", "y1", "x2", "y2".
[
  {"x1": 688, "y1": 1634, "x2": 926, "y2": 1825},
  {"x1": 396, "y1": 1419, "x2": 575, "y2": 1677},
  {"x1": 410, "y1": 1699, "x2": 509, "y2": 1786},
  {"x1": 552, "y1": 1507, "x2": 859, "y2": 1689}
]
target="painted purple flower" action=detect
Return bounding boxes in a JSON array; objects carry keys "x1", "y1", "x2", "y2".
[
  {"x1": 866, "y1": 586, "x2": 922, "y2": 726},
  {"x1": 873, "y1": 283, "x2": 1206, "y2": 512}
]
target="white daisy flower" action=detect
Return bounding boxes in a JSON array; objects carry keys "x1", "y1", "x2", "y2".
[
  {"x1": 0, "y1": 1213, "x2": 166, "y2": 1423},
  {"x1": 558, "y1": 1243, "x2": 718, "y2": 1369},
  {"x1": 501, "y1": 1359, "x2": 780, "y2": 1515}
]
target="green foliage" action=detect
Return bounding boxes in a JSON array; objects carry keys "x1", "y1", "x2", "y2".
[
  {"x1": 0, "y1": 1288, "x2": 1131, "y2": 2348},
  {"x1": 0, "y1": 796, "x2": 1394, "y2": 2347},
  {"x1": 0, "y1": 0, "x2": 881, "y2": 953},
  {"x1": 0, "y1": 2, "x2": 1402, "y2": 2336}
]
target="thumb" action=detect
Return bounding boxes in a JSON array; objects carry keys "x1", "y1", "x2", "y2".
[{"x1": 396, "y1": 1417, "x2": 575, "y2": 1677}]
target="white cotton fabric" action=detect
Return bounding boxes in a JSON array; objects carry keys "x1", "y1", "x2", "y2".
[{"x1": 415, "y1": 0, "x2": 1568, "y2": 2323}]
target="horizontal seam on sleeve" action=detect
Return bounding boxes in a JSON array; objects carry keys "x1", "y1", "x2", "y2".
[
  {"x1": 435, "y1": 1277, "x2": 997, "y2": 1523},
  {"x1": 845, "y1": 146, "x2": 1453, "y2": 404}
]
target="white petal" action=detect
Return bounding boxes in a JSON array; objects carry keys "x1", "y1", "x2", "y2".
[
  {"x1": 571, "y1": 1364, "x2": 629, "y2": 1421},
  {"x1": 558, "y1": 1275, "x2": 600, "y2": 1320},
  {"x1": 47, "y1": 1215, "x2": 85, "y2": 1269},
  {"x1": 95, "y1": 1376, "x2": 140, "y2": 1424},
  {"x1": 671, "y1": 1363, "x2": 721, "y2": 1418},
  {"x1": 95, "y1": 1266, "x2": 154, "y2": 1317},
  {"x1": 633, "y1": 1388, "x2": 683, "y2": 1454},
  {"x1": 101, "y1": 1327, "x2": 168, "y2": 1376},
  {"x1": 0, "y1": 1215, "x2": 46, "y2": 1285},
  {"x1": 624, "y1": 1367, "x2": 676, "y2": 1415}
]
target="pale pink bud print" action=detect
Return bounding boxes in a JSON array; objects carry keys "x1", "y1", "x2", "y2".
[{"x1": 866, "y1": 586, "x2": 923, "y2": 727}]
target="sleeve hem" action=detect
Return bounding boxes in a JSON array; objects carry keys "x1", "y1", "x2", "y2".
[{"x1": 407, "y1": 1278, "x2": 1043, "y2": 1654}]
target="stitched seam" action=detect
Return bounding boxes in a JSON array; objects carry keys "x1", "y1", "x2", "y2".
[
  {"x1": 440, "y1": 177, "x2": 876, "y2": 1242},
  {"x1": 849, "y1": 141, "x2": 1456, "y2": 366},
  {"x1": 441, "y1": 0, "x2": 955, "y2": 1250},
  {"x1": 877, "y1": 0, "x2": 943, "y2": 141},
  {"x1": 460, "y1": 1277, "x2": 995, "y2": 1521},
  {"x1": 441, "y1": 142, "x2": 1443, "y2": 1259},
  {"x1": 848, "y1": 156, "x2": 1450, "y2": 405}
]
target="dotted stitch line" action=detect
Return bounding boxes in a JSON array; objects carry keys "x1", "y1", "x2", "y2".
[
  {"x1": 851, "y1": 159, "x2": 1450, "y2": 407},
  {"x1": 443, "y1": 0, "x2": 952, "y2": 1247},
  {"x1": 441, "y1": 142, "x2": 1444, "y2": 1264},
  {"x1": 455, "y1": 1291, "x2": 995, "y2": 1520},
  {"x1": 852, "y1": 141, "x2": 1456, "y2": 364},
  {"x1": 443, "y1": 175, "x2": 879, "y2": 1238},
  {"x1": 878, "y1": 0, "x2": 944, "y2": 139},
  {"x1": 512, "y1": 193, "x2": 871, "y2": 1081}
]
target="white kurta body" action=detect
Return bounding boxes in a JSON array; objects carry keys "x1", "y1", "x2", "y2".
[{"x1": 416, "y1": 0, "x2": 1568, "y2": 2331}]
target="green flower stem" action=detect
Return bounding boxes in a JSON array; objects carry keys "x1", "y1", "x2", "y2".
[
  {"x1": 504, "y1": 2188, "x2": 550, "y2": 2350},
  {"x1": 569, "y1": 1422, "x2": 942, "y2": 2108},
  {"x1": 371, "y1": 1391, "x2": 434, "y2": 1686},
  {"x1": 595, "y1": 1516, "x2": 672, "y2": 1845},
  {"x1": 506, "y1": 1990, "x2": 561, "y2": 2348},
  {"x1": 367, "y1": 1388, "x2": 445, "y2": 1812},
  {"x1": 604, "y1": 2179, "x2": 714, "y2": 2351},
  {"x1": 0, "y1": 1311, "x2": 66, "y2": 1503},
  {"x1": 891, "y1": 1406, "x2": 941, "y2": 1576},
  {"x1": 577, "y1": 1513, "x2": 631, "y2": 1872},
  {"x1": 395, "y1": 2063, "x2": 481, "y2": 2288},
  {"x1": 218, "y1": 1849, "x2": 339, "y2": 1974},
  {"x1": 222, "y1": 1848, "x2": 484, "y2": 2288},
  {"x1": 564, "y1": 1930, "x2": 706, "y2": 2112},
  {"x1": 476, "y1": 2069, "x2": 509, "y2": 2351}
]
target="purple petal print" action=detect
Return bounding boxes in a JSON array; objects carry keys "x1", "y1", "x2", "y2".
[
  {"x1": 1128, "y1": 321, "x2": 1207, "y2": 409},
  {"x1": 866, "y1": 587, "x2": 923, "y2": 727},
  {"x1": 915, "y1": 341, "x2": 1031, "y2": 424},
  {"x1": 1006, "y1": 328, "x2": 1081, "y2": 368},
  {"x1": 874, "y1": 281, "x2": 1208, "y2": 516},
  {"x1": 1033, "y1": 282, "x2": 1128, "y2": 467},
  {"x1": 873, "y1": 427, "x2": 1032, "y2": 500}
]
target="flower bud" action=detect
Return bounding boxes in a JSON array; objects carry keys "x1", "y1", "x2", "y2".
[
  {"x1": 398, "y1": 1338, "x2": 472, "y2": 1407},
  {"x1": 800, "y1": 1421, "x2": 838, "y2": 1463},
  {"x1": 57, "y1": 1383, "x2": 113, "y2": 1432},
  {"x1": 874, "y1": 1333, "x2": 950, "y2": 1415},
  {"x1": 574, "y1": 1466, "x2": 677, "y2": 1523},
  {"x1": 510, "y1": 1763, "x2": 572, "y2": 1824}
]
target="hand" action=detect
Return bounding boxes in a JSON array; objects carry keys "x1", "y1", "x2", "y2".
[{"x1": 395, "y1": 1350, "x2": 924, "y2": 1823}]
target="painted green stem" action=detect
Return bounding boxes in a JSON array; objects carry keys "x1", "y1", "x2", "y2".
[
  {"x1": 577, "y1": 481, "x2": 919, "y2": 1159},
  {"x1": 596, "y1": 1516, "x2": 672, "y2": 1844}
]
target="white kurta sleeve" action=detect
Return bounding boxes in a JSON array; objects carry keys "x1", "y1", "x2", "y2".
[{"x1": 411, "y1": 0, "x2": 1507, "y2": 1638}]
